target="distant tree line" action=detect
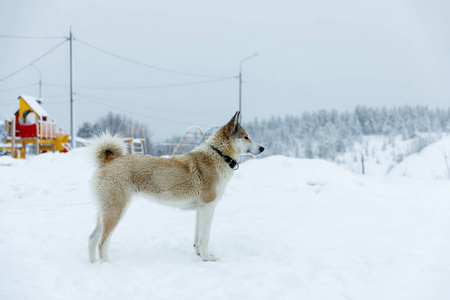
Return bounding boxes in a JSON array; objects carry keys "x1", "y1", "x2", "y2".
[
  {"x1": 244, "y1": 106, "x2": 450, "y2": 160},
  {"x1": 78, "y1": 106, "x2": 450, "y2": 160},
  {"x1": 77, "y1": 112, "x2": 153, "y2": 153}
]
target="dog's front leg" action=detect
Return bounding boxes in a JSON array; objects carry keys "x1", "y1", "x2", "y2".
[
  {"x1": 196, "y1": 204, "x2": 218, "y2": 261},
  {"x1": 193, "y1": 209, "x2": 201, "y2": 257}
]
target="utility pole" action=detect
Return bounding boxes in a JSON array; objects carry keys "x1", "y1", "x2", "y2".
[
  {"x1": 239, "y1": 53, "x2": 258, "y2": 122},
  {"x1": 38, "y1": 76, "x2": 42, "y2": 98},
  {"x1": 239, "y1": 72, "x2": 242, "y2": 115},
  {"x1": 30, "y1": 64, "x2": 42, "y2": 98},
  {"x1": 69, "y1": 29, "x2": 75, "y2": 150}
]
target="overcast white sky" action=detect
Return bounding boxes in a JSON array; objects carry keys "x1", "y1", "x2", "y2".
[{"x1": 1, "y1": 0, "x2": 449, "y2": 140}]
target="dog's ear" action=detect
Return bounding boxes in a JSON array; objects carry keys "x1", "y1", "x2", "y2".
[
  {"x1": 224, "y1": 111, "x2": 240, "y2": 135},
  {"x1": 233, "y1": 111, "x2": 241, "y2": 127}
]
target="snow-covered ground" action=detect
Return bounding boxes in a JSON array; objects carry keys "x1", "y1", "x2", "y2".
[
  {"x1": 337, "y1": 134, "x2": 444, "y2": 176},
  {"x1": 1, "y1": 148, "x2": 450, "y2": 300},
  {"x1": 389, "y1": 136, "x2": 450, "y2": 180}
]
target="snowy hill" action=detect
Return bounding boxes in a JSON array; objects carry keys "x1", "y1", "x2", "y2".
[
  {"x1": 388, "y1": 136, "x2": 450, "y2": 180},
  {"x1": 335, "y1": 134, "x2": 444, "y2": 176},
  {"x1": 1, "y1": 150, "x2": 450, "y2": 299}
]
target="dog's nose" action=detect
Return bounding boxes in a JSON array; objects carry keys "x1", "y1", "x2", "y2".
[{"x1": 259, "y1": 146, "x2": 265, "y2": 153}]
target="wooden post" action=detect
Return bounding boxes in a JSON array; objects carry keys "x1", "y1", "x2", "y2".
[
  {"x1": 20, "y1": 138, "x2": 25, "y2": 159},
  {"x1": 11, "y1": 118, "x2": 16, "y2": 158},
  {"x1": 142, "y1": 128, "x2": 147, "y2": 155},
  {"x1": 130, "y1": 129, "x2": 134, "y2": 154},
  {"x1": 361, "y1": 152, "x2": 365, "y2": 175}
]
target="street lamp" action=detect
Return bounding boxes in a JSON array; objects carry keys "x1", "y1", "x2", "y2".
[
  {"x1": 30, "y1": 64, "x2": 42, "y2": 98},
  {"x1": 239, "y1": 53, "x2": 258, "y2": 122}
]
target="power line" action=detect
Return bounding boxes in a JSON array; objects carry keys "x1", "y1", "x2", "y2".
[
  {"x1": 0, "y1": 39, "x2": 67, "y2": 82},
  {"x1": 0, "y1": 82, "x2": 38, "y2": 93},
  {"x1": 44, "y1": 83, "x2": 69, "y2": 88},
  {"x1": 77, "y1": 93, "x2": 194, "y2": 126},
  {"x1": 76, "y1": 38, "x2": 231, "y2": 79},
  {"x1": 44, "y1": 100, "x2": 68, "y2": 104},
  {"x1": 0, "y1": 34, "x2": 66, "y2": 40},
  {"x1": 0, "y1": 99, "x2": 15, "y2": 103},
  {"x1": 76, "y1": 76, "x2": 237, "y2": 90},
  {"x1": 44, "y1": 93, "x2": 69, "y2": 98},
  {"x1": 76, "y1": 91, "x2": 227, "y2": 117}
]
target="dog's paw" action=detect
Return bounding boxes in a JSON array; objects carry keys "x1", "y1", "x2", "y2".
[{"x1": 201, "y1": 253, "x2": 220, "y2": 262}]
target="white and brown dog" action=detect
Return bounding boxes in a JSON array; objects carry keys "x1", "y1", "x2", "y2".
[{"x1": 88, "y1": 112, "x2": 264, "y2": 262}]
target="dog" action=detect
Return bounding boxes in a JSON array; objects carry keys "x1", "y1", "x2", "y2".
[{"x1": 88, "y1": 112, "x2": 264, "y2": 262}]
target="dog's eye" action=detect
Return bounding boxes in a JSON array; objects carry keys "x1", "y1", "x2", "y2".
[{"x1": 244, "y1": 136, "x2": 249, "y2": 140}]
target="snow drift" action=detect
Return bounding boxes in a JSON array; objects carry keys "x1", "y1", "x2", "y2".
[
  {"x1": 389, "y1": 136, "x2": 450, "y2": 180},
  {"x1": 0, "y1": 149, "x2": 449, "y2": 300}
]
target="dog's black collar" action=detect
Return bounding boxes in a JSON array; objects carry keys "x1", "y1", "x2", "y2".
[{"x1": 210, "y1": 146, "x2": 239, "y2": 170}]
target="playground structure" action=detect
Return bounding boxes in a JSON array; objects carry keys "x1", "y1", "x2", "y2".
[
  {"x1": 120, "y1": 127, "x2": 147, "y2": 155},
  {"x1": 162, "y1": 125, "x2": 220, "y2": 156},
  {"x1": 0, "y1": 95, "x2": 70, "y2": 159},
  {"x1": 171, "y1": 126, "x2": 204, "y2": 156}
]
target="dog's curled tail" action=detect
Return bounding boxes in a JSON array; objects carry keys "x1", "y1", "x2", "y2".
[{"x1": 91, "y1": 132, "x2": 127, "y2": 167}]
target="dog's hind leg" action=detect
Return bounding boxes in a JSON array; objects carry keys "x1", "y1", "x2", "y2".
[
  {"x1": 196, "y1": 204, "x2": 218, "y2": 262},
  {"x1": 88, "y1": 214, "x2": 102, "y2": 263},
  {"x1": 98, "y1": 197, "x2": 129, "y2": 262},
  {"x1": 193, "y1": 209, "x2": 201, "y2": 256}
]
